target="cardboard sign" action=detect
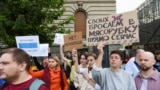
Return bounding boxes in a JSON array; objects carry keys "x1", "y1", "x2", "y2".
[
  {"x1": 64, "y1": 32, "x2": 83, "y2": 51},
  {"x1": 86, "y1": 10, "x2": 139, "y2": 46},
  {"x1": 15, "y1": 36, "x2": 40, "y2": 56},
  {"x1": 54, "y1": 33, "x2": 66, "y2": 45}
]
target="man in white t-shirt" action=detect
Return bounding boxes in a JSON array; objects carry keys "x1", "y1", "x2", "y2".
[{"x1": 125, "y1": 49, "x2": 145, "y2": 78}]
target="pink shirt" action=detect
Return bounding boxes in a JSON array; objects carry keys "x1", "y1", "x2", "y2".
[{"x1": 135, "y1": 69, "x2": 160, "y2": 90}]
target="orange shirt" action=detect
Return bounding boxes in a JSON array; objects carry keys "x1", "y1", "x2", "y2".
[{"x1": 29, "y1": 67, "x2": 68, "y2": 90}]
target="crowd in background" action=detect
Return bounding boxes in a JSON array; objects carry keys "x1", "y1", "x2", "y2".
[{"x1": 0, "y1": 42, "x2": 160, "y2": 90}]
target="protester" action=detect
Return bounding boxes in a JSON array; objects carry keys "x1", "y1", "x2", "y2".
[
  {"x1": 0, "y1": 48, "x2": 48, "y2": 90},
  {"x1": 29, "y1": 54, "x2": 68, "y2": 90},
  {"x1": 32, "y1": 48, "x2": 51, "y2": 70},
  {"x1": 74, "y1": 53, "x2": 89, "y2": 90},
  {"x1": 135, "y1": 51, "x2": 160, "y2": 90},
  {"x1": 92, "y1": 42, "x2": 136, "y2": 90},
  {"x1": 87, "y1": 52, "x2": 97, "y2": 71},
  {"x1": 154, "y1": 50, "x2": 160, "y2": 72},
  {"x1": 32, "y1": 56, "x2": 49, "y2": 70},
  {"x1": 65, "y1": 51, "x2": 72, "y2": 60},
  {"x1": 60, "y1": 44, "x2": 76, "y2": 90},
  {"x1": 60, "y1": 44, "x2": 71, "y2": 79},
  {"x1": 125, "y1": 49, "x2": 145, "y2": 78},
  {"x1": 73, "y1": 49, "x2": 100, "y2": 90}
]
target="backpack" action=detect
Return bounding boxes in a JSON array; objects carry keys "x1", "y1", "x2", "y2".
[
  {"x1": 0, "y1": 79, "x2": 45, "y2": 90},
  {"x1": 29, "y1": 79, "x2": 45, "y2": 90}
]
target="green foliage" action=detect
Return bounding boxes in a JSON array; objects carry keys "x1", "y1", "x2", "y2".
[{"x1": 0, "y1": 0, "x2": 73, "y2": 47}]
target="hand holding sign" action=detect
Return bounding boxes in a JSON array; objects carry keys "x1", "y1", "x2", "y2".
[
  {"x1": 97, "y1": 42, "x2": 105, "y2": 54},
  {"x1": 72, "y1": 48, "x2": 78, "y2": 61}
]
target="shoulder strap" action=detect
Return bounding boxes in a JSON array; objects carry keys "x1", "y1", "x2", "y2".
[
  {"x1": 0, "y1": 85, "x2": 3, "y2": 90},
  {"x1": 29, "y1": 79, "x2": 45, "y2": 90},
  {"x1": 60, "y1": 66, "x2": 64, "y2": 90},
  {"x1": 0, "y1": 82, "x2": 7, "y2": 89}
]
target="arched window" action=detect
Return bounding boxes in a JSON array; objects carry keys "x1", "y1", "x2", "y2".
[{"x1": 75, "y1": 11, "x2": 87, "y2": 38}]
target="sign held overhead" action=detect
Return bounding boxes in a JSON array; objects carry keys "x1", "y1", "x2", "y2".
[
  {"x1": 64, "y1": 32, "x2": 83, "y2": 51},
  {"x1": 86, "y1": 11, "x2": 139, "y2": 46}
]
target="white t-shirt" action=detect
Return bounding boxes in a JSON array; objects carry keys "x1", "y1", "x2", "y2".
[
  {"x1": 125, "y1": 57, "x2": 140, "y2": 78},
  {"x1": 78, "y1": 65, "x2": 101, "y2": 90},
  {"x1": 140, "y1": 78, "x2": 147, "y2": 90}
]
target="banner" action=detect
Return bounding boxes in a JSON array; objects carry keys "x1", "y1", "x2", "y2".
[
  {"x1": 86, "y1": 11, "x2": 139, "y2": 46},
  {"x1": 15, "y1": 36, "x2": 40, "y2": 56},
  {"x1": 64, "y1": 32, "x2": 83, "y2": 51}
]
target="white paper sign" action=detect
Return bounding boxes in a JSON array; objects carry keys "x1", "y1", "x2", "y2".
[
  {"x1": 38, "y1": 44, "x2": 49, "y2": 56},
  {"x1": 15, "y1": 36, "x2": 40, "y2": 56},
  {"x1": 54, "y1": 33, "x2": 66, "y2": 45}
]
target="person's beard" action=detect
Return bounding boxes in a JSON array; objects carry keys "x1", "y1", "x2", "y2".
[{"x1": 140, "y1": 65, "x2": 152, "y2": 71}]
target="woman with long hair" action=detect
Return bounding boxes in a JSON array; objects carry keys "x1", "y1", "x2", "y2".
[
  {"x1": 73, "y1": 49, "x2": 100, "y2": 90},
  {"x1": 29, "y1": 55, "x2": 68, "y2": 90}
]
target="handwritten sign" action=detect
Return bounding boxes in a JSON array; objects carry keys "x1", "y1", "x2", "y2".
[
  {"x1": 15, "y1": 36, "x2": 40, "y2": 56},
  {"x1": 38, "y1": 44, "x2": 49, "y2": 56},
  {"x1": 64, "y1": 32, "x2": 83, "y2": 51},
  {"x1": 86, "y1": 10, "x2": 139, "y2": 46},
  {"x1": 54, "y1": 33, "x2": 66, "y2": 45}
]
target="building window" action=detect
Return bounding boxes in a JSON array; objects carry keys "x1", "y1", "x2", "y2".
[{"x1": 75, "y1": 11, "x2": 86, "y2": 38}]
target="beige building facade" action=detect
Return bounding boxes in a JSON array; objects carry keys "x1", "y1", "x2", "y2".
[
  {"x1": 59, "y1": 0, "x2": 124, "y2": 52},
  {"x1": 63, "y1": 0, "x2": 116, "y2": 34}
]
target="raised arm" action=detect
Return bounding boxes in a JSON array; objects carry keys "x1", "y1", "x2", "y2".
[
  {"x1": 95, "y1": 42, "x2": 105, "y2": 68},
  {"x1": 29, "y1": 67, "x2": 44, "y2": 79},
  {"x1": 32, "y1": 57, "x2": 44, "y2": 70},
  {"x1": 72, "y1": 48, "x2": 80, "y2": 73},
  {"x1": 60, "y1": 44, "x2": 70, "y2": 62}
]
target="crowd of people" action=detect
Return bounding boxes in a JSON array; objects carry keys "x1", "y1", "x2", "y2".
[{"x1": 0, "y1": 42, "x2": 160, "y2": 90}]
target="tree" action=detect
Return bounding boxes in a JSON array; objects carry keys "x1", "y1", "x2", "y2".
[{"x1": 0, "y1": 0, "x2": 74, "y2": 47}]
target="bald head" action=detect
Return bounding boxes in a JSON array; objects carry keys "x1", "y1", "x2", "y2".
[
  {"x1": 139, "y1": 51, "x2": 156, "y2": 71},
  {"x1": 142, "y1": 51, "x2": 155, "y2": 60}
]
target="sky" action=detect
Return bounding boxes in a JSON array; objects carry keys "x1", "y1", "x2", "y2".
[{"x1": 116, "y1": 0, "x2": 145, "y2": 14}]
